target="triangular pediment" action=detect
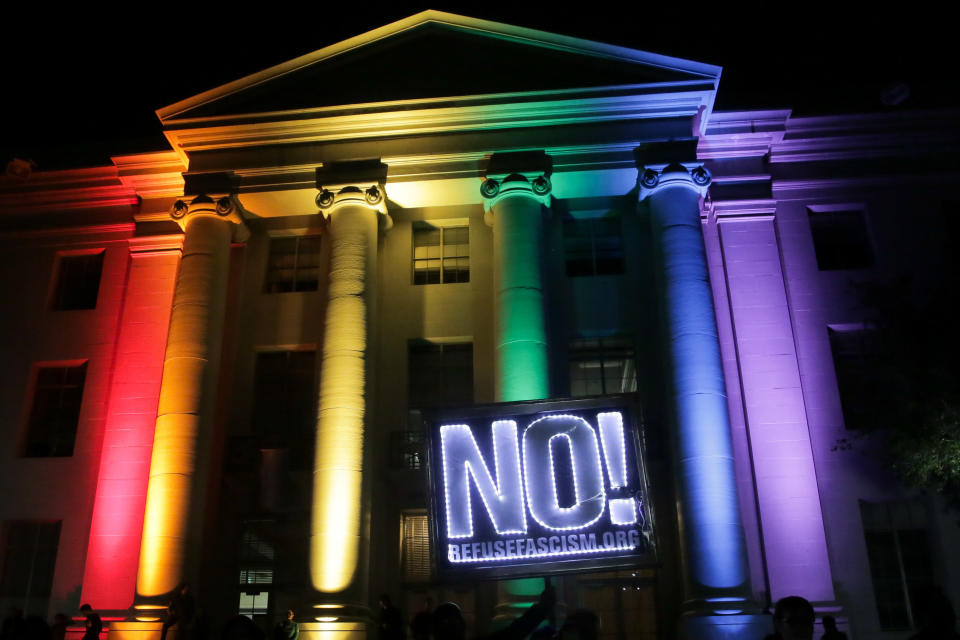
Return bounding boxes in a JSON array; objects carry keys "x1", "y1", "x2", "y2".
[{"x1": 159, "y1": 11, "x2": 720, "y2": 122}]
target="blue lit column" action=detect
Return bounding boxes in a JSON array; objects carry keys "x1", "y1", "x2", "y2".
[{"x1": 639, "y1": 162, "x2": 766, "y2": 639}]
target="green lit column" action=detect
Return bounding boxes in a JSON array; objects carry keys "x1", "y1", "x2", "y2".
[
  {"x1": 481, "y1": 152, "x2": 552, "y2": 621},
  {"x1": 482, "y1": 155, "x2": 552, "y2": 402}
]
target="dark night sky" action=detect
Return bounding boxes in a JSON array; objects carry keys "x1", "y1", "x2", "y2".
[{"x1": 1, "y1": 4, "x2": 953, "y2": 171}]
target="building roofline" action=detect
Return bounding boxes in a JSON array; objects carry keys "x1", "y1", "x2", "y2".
[{"x1": 156, "y1": 10, "x2": 722, "y2": 122}]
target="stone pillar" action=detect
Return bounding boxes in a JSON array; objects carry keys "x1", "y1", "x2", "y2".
[
  {"x1": 308, "y1": 178, "x2": 390, "y2": 629},
  {"x1": 81, "y1": 235, "x2": 181, "y2": 617},
  {"x1": 481, "y1": 162, "x2": 552, "y2": 403},
  {"x1": 639, "y1": 163, "x2": 767, "y2": 638},
  {"x1": 133, "y1": 195, "x2": 247, "y2": 618},
  {"x1": 481, "y1": 153, "x2": 552, "y2": 621}
]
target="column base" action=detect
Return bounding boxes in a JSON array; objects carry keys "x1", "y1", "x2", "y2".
[
  {"x1": 106, "y1": 621, "x2": 163, "y2": 640},
  {"x1": 679, "y1": 613, "x2": 772, "y2": 640},
  {"x1": 300, "y1": 621, "x2": 370, "y2": 640}
]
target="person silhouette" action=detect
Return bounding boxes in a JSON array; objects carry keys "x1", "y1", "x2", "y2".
[
  {"x1": 432, "y1": 584, "x2": 556, "y2": 640},
  {"x1": 820, "y1": 615, "x2": 846, "y2": 640},
  {"x1": 274, "y1": 609, "x2": 298, "y2": 640},
  {"x1": 79, "y1": 604, "x2": 101, "y2": 640},
  {"x1": 161, "y1": 583, "x2": 195, "y2": 640},
  {"x1": 770, "y1": 596, "x2": 815, "y2": 640}
]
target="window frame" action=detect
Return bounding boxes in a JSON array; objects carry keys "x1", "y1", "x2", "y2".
[
  {"x1": 21, "y1": 361, "x2": 88, "y2": 458},
  {"x1": 399, "y1": 509, "x2": 432, "y2": 584},
  {"x1": 827, "y1": 324, "x2": 879, "y2": 431},
  {"x1": 407, "y1": 339, "x2": 474, "y2": 410},
  {"x1": 49, "y1": 249, "x2": 105, "y2": 311},
  {"x1": 237, "y1": 519, "x2": 276, "y2": 619},
  {"x1": 860, "y1": 500, "x2": 935, "y2": 631},
  {"x1": 263, "y1": 234, "x2": 322, "y2": 294},
  {"x1": 0, "y1": 520, "x2": 62, "y2": 617},
  {"x1": 562, "y1": 216, "x2": 625, "y2": 278},
  {"x1": 807, "y1": 204, "x2": 874, "y2": 271},
  {"x1": 567, "y1": 336, "x2": 638, "y2": 398},
  {"x1": 249, "y1": 347, "x2": 317, "y2": 468},
  {"x1": 411, "y1": 221, "x2": 470, "y2": 285}
]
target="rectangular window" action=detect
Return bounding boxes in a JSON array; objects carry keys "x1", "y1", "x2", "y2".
[
  {"x1": 23, "y1": 363, "x2": 87, "y2": 457},
  {"x1": 401, "y1": 511, "x2": 431, "y2": 583},
  {"x1": 828, "y1": 327, "x2": 878, "y2": 430},
  {"x1": 413, "y1": 224, "x2": 469, "y2": 285},
  {"x1": 564, "y1": 217, "x2": 624, "y2": 277},
  {"x1": 51, "y1": 250, "x2": 104, "y2": 310},
  {"x1": 860, "y1": 501, "x2": 935, "y2": 630},
  {"x1": 568, "y1": 337, "x2": 637, "y2": 397},
  {"x1": 808, "y1": 207, "x2": 873, "y2": 270},
  {"x1": 408, "y1": 341, "x2": 473, "y2": 408},
  {"x1": 250, "y1": 350, "x2": 315, "y2": 468},
  {"x1": 237, "y1": 519, "x2": 274, "y2": 618},
  {"x1": 390, "y1": 431, "x2": 426, "y2": 470},
  {"x1": 0, "y1": 521, "x2": 61, "y2": 617},
  {"x1": 264, "y1": 236, "x2": 321, "y2": 293}
]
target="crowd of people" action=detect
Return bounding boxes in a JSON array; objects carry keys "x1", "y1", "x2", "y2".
[{"x1": 2, "y1": 583, "x2": 957, "y2": 639}]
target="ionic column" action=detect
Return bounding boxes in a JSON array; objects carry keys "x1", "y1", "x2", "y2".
[
  {"x1": 639, "y1": 163, "x2": 763, "y2": 638},
  {"x1": 481, "y1": 154, "x2": 552, "y2": 621},
  {"x1": 481, "y1": 161, "x2": 552, "y2": 402},
  {"x1": 134, "y1": 195, "x2": 247, "y2": 614},
  {"x1": 310, "y1": 180, "x2": 390, "y2": 612}
]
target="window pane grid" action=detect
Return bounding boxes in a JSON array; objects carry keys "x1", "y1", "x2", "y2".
[
  {"x1": 861, "y1": 501, "x2": 934, "y2": 631},
  {"x1": 413, "y1": 225, "x2": 469, "y2": 285},
  {"x1": 0, "y1": 522, "x2": 61, "y2": 616},
  {"x1": 25, "y1": 364, "x2": 87, "y2": 457},
  {"x1": 251, "y1": 350, "x2": 316, "y2": 468},
  {"x1": 564, "y1": 218, "x2": 624, "y2": 277},
  {"x1": 568, "y1": 338, "x2": 637, "y2": 397},
  {"x1": 53, "y1": 252, "x2": 104, "y2": 310},
  {"x1": 408, "y1": 342, "x2": 473, "y2": 409},
  {"x1": 265, "y1": 236, "x2": 321, "y2": 293},
  {"x1": 401, "y1": 512, "x2": 431, "y2": 582},
  {"x1": 390, "y1": 431, "x2": 426, "y2": 470}
]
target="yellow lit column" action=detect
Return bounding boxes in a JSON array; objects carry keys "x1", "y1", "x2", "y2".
[
  {"x1": 310, "y1": 181, "x2": 390, "y2": 615},
  {"x1": 134, "y1": 195, "x2": 247, "y2": 615},
  {"x1": 481, "y1": 154, "x2": 552, "y2": 622}
]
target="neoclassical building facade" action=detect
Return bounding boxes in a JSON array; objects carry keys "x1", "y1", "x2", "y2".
[{"x1": 1, "y1": 11, "x2": 958, "y2": 640}]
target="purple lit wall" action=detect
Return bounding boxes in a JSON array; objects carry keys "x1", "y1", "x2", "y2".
[{"x1": 709, "y1": 213, "x2": 834, "y2": 602}]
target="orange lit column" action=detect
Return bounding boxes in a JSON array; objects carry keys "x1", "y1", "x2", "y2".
[
  {"x1": 134, "y1": 195, "x2": 247, "y2": 614},
  {"x1": 311, "y1": 180, "x2": 390, "y2": 617},
  {"x1": 81, "y1": 236, "x2": 181, "y2": 617}
]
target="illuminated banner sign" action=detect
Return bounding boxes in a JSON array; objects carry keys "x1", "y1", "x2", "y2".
[{"x1": 426, "y1": 397, "x2": 655, "y2": 580}]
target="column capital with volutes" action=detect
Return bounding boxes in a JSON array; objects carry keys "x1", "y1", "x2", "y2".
[
  {"x1": 636, "y1": 162, "x2": 712, "y2": 202},
  {"x1": 315, "y1": 183, "x2": 392, "y2": 230},
  {"x1": 315, "y1": 159, "x2": 392, "y2": 230},
  {"x1": 170, "y1": 193, "x2": 249, "y2": 242},
  {"x1": 480, "y1": 150, "x2": 553, "y2": 226}
]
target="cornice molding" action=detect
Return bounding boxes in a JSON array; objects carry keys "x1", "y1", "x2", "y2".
[
  {"x1": 0, "y1": 222, "x2": 135, "y2": 248},
  {"x1": 772, "y1": 172, "x2": 960, "y2": 199},
  {"x1": 128, "y1": 234, "x2": 184, "y2": 254},
  {"x1": 162, "y1": 88, "x2": 713, "y2": 158},
  {"x1": 112, "y1": 151, "x2": 186, "y2": 199}
]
